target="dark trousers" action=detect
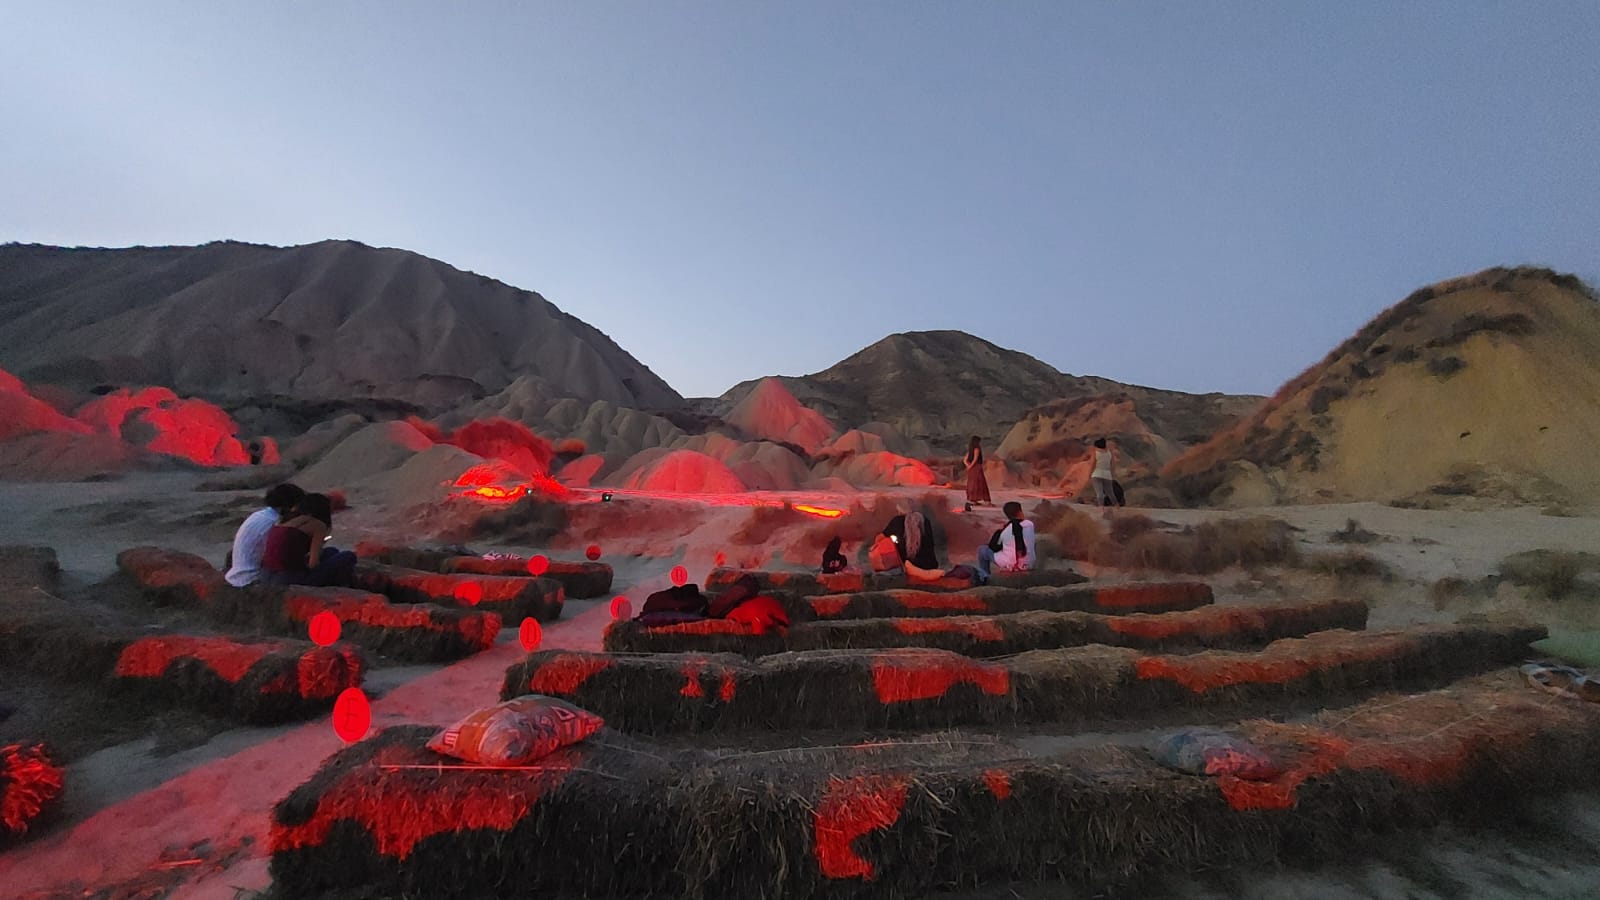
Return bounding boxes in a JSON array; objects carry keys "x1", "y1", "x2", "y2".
[{"x1": 262, "y1": 547, "x2": 358, "y2": 588}]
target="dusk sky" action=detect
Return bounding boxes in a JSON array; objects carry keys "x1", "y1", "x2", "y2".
[{"x1": 3, "y1": 2, "x2": 1596, "y2": 400}]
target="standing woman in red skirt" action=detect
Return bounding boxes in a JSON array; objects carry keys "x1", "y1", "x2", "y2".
[{"x1": 964, "y1": 435, "x2": 992, "y2": 506}]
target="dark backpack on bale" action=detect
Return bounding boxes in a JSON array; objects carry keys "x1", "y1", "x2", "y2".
[
  {"x1": 707, "y1": 574, "x2": 761, "y2": 619},
  {"x1": 642, "y1": 584, "x2": 707, "y2": 617},
  {"x1": 821, "y1": 536, "x2": 847, "y2": 573}
]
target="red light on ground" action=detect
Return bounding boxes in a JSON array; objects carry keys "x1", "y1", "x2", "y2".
[
  {"x1": 332, "y1": 687, "x2": 371, "y2": 743},
  {"x1": 308, "y1": 611, "x2": 341, "y2": 647},
  {"x1": 527, "y1": 555, "x2": 549, "y2": 576},
  {"x1": 794, "y1": 503, "x2": 845, "y2": 519},
  {"x1": 453, "y1": 583, "x2": 484, "y2": 606},
  {"x1": 585, "y1": 544, "x2": 602, "y2": 561},
  {"x1": 518, "y1": 618, "x2": 543, "y2": 652},
  {"x1": 610, "y1": 597, "x2": 632, "y2": 620},
  {"x1": 670, "y1": 566, "x2": 688, "y2": 587}
]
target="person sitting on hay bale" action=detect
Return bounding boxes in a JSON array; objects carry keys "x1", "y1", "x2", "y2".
[
  {"x1": 260, "y1": 493, "x2": 358, "y2": 587},
  {"x1": 225, "y1": 483, "x2": 304, "y2": 587},
  {"x1": 975, "y1": 501, "x2": 1036, "y2": 585},
  {"x1": 875, "y1": 509, "x2": 945, "y2": 582}
]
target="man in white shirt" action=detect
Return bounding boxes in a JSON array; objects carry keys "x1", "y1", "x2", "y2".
[
  {"x1": 225, "y1": 483, "x2": 304, "y2": 587},
  {"x1": 976, "y1": 501, "x2": 1036, "y2": 585}
]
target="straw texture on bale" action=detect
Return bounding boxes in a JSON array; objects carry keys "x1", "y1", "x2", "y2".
[
  {"x1": 361, "y1": 543, "x2": 614, "y2": 599},
  {"x1": 353, "y1": 562, "x2": 564, "y2": 625},
  {"x1": 706, "y1": 566, "x2": 1087, "y2": 598},
  {"x1": 270, "y1": 671, "x2": 1600, "y2": 900},
  {"x1": 116, "y1": 548, "x2": 500, "y2": 662},
  {"x1": 791, "y1": 581, "x2": 1214, "y2": 622},
  {"x1": 603, "y1": 599, "x2": 1369, "y2": 658},
  {"x1": 1, "y1": 742, "x2": 64, "y2": 844},
  {"x1": 505, "y1": 624, "x2": 1544, "y2": 734}
]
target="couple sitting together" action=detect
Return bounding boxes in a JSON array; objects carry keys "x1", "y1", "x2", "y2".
[
  {"x1": 864, "y1": 501, "x2": 1036, "y2": 586},
  {"x1": 224, "y1": 483, "x2": 358, "y2": 588}
]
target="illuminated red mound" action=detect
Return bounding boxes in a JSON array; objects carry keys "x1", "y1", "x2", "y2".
[
  {"x1": 0, "y1": 367, "x2": 90, "y2": 441},
  {"x1": 817, "y1": 451, "x2": 937, "y2": 487},
  {"x1": 411, "y1": 417, "x2": 554, "y2": 480},
  {"x1": 620, "y1": 449, "x2": 747, "y2": 494},
  {"x1": 724, "y1": 378, "x2": 839, "y2": 455},
  {"x1": 77, "y1": 386, "x2": 250, "y2": 466}
]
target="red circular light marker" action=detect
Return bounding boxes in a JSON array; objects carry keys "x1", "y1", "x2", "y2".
[
  {"x1": 308, "y1": 611, "x2": 341, "y2": 647},
  {"x1": 518, "y1": 618, "x2": 543, "y2": 652},
  {"x1": 453, "y1": 583, "x2": 483, "y2": 606},
  {"x1": 610, "y1": 596, "x2": 632, "y2": 620},
  {"x1": 526, "y1": 555, "x2": 549, "y2": 576},
  {"x1": 332, "y1": 687, "x2": 371, "y2": 743},
  {"x1": 713, "y1": 552, "x2": 727, "y2": 568},
  {"x1": 670, "y1": 565, "x2": 689, "y2": 587},
  {"x1": 585, "y1": 544, "x2": 602, "y2": 561}
]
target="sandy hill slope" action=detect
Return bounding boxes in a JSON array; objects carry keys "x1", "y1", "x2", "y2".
[
  {"x1": 0, "y1": 240, "x2": 682, "y2": 413},
  {"x1": 1163, "y1": 267, "x2": 1600, "y2": 508},
  {"x1": 708, "y1": 330, "x2": 1256, "y2": 455},
  {"x1": 722, "y1": 377, "x2": 839, "y2": 454}
]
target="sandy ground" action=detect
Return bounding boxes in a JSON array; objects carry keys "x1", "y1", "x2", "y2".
[{"x1": 2, "y1": 473, "x2": 1600, "y2": 898}]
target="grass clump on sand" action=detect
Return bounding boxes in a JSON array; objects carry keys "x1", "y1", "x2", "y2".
[
  {"x1": 1499, "y1": 549, "x2": 1600, "y2": 601},
  {"x1": 1030, "y1": 504, "x2": 1299, "y2": 576},
  {"x1": 1329, "y1": 519, "x2": 1384, "y2": 544}
]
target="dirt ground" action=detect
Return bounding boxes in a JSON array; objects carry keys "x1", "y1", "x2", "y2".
[{"x1": 2, "y1": 472, "x2": 1600, "y2": 898}]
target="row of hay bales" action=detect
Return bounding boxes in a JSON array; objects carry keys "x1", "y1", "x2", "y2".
[
  {"x1": 358, "y1": 544, "x2": 614, "y2": 598},
  {"x1": 351, "y1": 562, "x2": 563, "y2": 626},
  {"x1": 604, "y1": 598, "x2": 1370, "y2": 657},
  {"x1": 0, "y1": 603, "x2": 364, "y2": 723},
  {"x1": 118, "y1": 548, "x2": 504, "y2": 662},
  {"x1": 269, "y1": 671, "x2": 1600, "y2": 899},
  {"x1": 502, "y1": 624, "x2": 1544, "y2": 734},
  {"x1": 788, "y1": 581, "x2": 1213, "y2": 621},
  {"x1": 705, "y1": 565, "x2": 1086, "y2": 598}
]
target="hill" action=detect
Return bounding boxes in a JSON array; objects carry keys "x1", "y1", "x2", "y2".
[
  {"x1": 1162, "y1": 267, "x2": 1600, "y2": 508},
  {"x1": 0, "y1": 240, "x2": 682, "y2": 414}
]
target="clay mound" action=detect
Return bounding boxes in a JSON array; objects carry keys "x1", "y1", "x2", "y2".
[
  {"x1": 818, "y1": 428, "x2": 889, "y2": 458},
  {"x1": 0, "y1": 431, "x2": 143, "y2": 481},
  {"x1": 75, "y1": 385, "x2": 252, "y2": 466},
  {"x1": 557, "y1": 453, "x2": 606, "y2": 487},
  {"x1": 619, "y1": 449, "x2": 747, "y2": 493},
  {"x1": 359, "y1": 445, "x2": 485, "y2": 502},
  {"x1": 408, "y1": 416, "x2": 553, "y2": 480},
  {"x1": 0, "y1": 241, "x2": 682, "y2": 412},
  {"x1": 816, "y1": 451, "x2": 937, "y2": 487},
  {"x1": 296, "y1": 421, "x2": 435, "y2": 491},
  {"x1": 0, "y1": 367, "x2": 91, "y2": 441},
  {"x1": 723, "y1": 377, "x2": 838, "y2": 455},
  {"x1": 1164, "y1": 267, "x2": 1600, "y2": 507}
]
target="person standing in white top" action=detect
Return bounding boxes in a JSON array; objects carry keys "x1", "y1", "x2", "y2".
[
  {"x1": 225, "y1": 483, "x2": 305, "y2": 587},
  {"x1": 1089, "y1": 438, "x2": 1117, "y2": 518}
]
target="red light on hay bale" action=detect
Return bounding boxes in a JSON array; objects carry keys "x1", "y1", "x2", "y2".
[
  {"x1": 585, "y1": 544, "x2": 602, "y2": 561},
  {"x1": 527, "y1": 555, "x2": 549, "y2": 576},
  {"x1": 453, "y1": 582, "x2": 484, "y2": 606},
  {"x1": 308, "y1": 611, "x2": 341, "y2": 647},
  {"x1": 332, "y1": 687, "x2": 371, "y2": 743},
  {"x1": 610, "y1": 597, "x2": 632, "y2": 620},
  {"x1": 670, "y1": 566, "x2": 688, "y2": 587},
  {"x1": 518, "y1": 618, "x2": 543, "y2": 652}
]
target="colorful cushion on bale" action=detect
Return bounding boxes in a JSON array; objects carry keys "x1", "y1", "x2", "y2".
[
  {"x1": 723, "y1": 596, "x2": 789, "y2": 635},
  {"x1": 427, "y1": 696, "x2": 604, "y2": 766}
]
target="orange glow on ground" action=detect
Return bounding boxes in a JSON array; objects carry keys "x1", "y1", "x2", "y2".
[{"x1": 793, "y1": 503, "x2": 845, "y2": 518}]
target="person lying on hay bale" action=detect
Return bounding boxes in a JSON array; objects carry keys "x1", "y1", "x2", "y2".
[
  {"x1": 635, "y1": 574, "x2": 789, "y2": 634},
  {"x1": 975, "y1": 501, "x2": 1036, "y2": 585}
]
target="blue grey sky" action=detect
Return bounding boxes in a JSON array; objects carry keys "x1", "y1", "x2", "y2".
[{"x1": 3, "y1": 2, "x2": 1596, "y2": 400}]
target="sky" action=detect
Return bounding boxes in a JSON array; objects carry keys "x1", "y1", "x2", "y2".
[{"x1": 2, "y1": 2, "x2": 1596, "y2": 400}]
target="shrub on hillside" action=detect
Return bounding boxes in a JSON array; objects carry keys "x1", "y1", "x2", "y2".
[{"x1": 1499, "y1": 549, "x2": 1600, "y2": 601}]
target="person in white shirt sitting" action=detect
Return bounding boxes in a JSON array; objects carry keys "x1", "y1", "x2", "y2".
[
  {"x1": 224, "y1": 483, "x2": 304, "y2": 587},
  {"x1": 976, "y1": 501, "x2": 1036, "y2": 585}
]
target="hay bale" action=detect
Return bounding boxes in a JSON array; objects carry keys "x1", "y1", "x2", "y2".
[
  {"x1": 797, "y1": 581, "x2": 1213, "y2": 621},
  {"x1": 506, "y1": 624, "x2": 1542, "y2": 735},
  {"x1": 603, "y1": 599, "x2": 1369, "y2": 658},
  {"x1": 110, "y1": 634, "x2": 365, "y2": 723},
  {"x1": 440, "y1": 556, "x2": 614, "y2": 599},
  {"x1": 705, "y1": 566, "x2": 1087, "y2": 598},
  {"x1": 0, "y1": 545, "x2": 61, "y2": 595},
  {"x1": 116, "y1": 547, "x2": 500, "y2": 662},
  {"x1": 353, "y1": 563, "x2": 564, "y2": 625},
  {"x1": 0, "y1": 742, "x2": 64, "y2": 845},
  {"x1": 269, "y1": 672, "x2": 1600, "y2": 899}
]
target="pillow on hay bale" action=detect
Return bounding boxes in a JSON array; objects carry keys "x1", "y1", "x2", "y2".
[
  {"x1": 723, "y1": 596, "x2": 789, "y2": 635},
  {"x1": 427, "y1": 696, "x2": 603, "y2": 766},
  {"x1": 1153, "y1": 728, "x2": 1280, "y2": 781}
]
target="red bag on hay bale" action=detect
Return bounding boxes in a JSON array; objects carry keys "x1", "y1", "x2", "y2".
[
  {"x1": 723, "y1": 597, "x2": 789, "y2": 635},
  {"x1": 1, "y1": 742, "x2": 64, "y2": 842},
  {"x1": 428, "y1": 696, "x2": 604, "y2": 766}
]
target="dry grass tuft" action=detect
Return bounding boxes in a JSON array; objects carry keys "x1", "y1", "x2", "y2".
[
  {"x1": 1330, "y1": 519, "x2": 1383, "y2": 544},
  {"x1": 1498, "y1": 549, "x2": 1600, "y2": 601},
  {"x1": 1302, "y1": 549, "x2": 1390, "y2": 581}
]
